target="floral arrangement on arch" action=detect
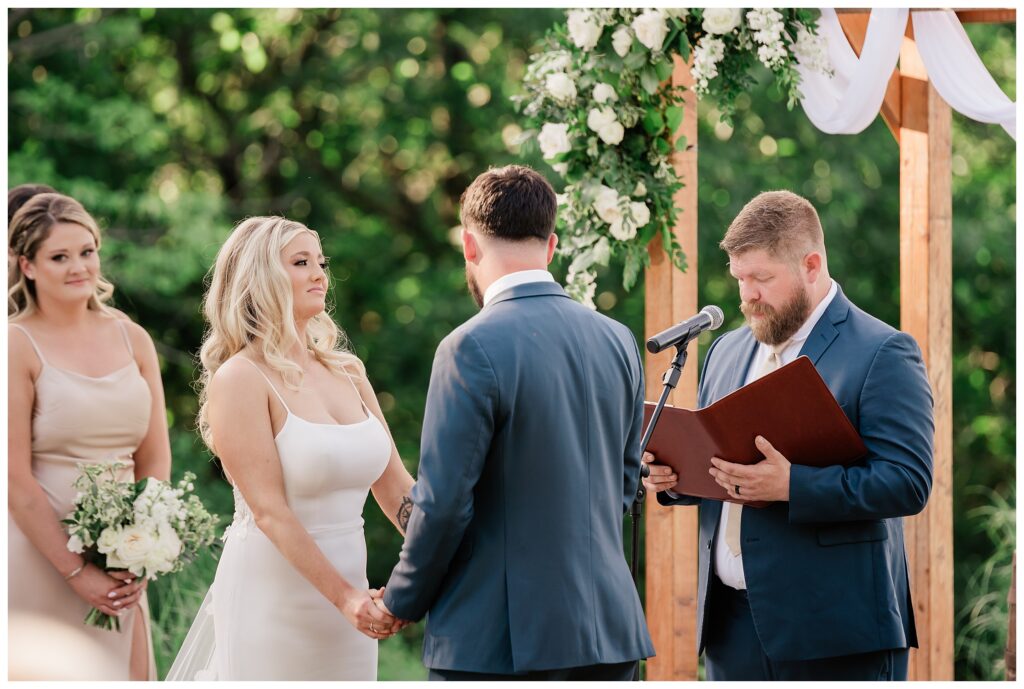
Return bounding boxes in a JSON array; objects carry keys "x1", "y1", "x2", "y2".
[{"x1": 516, "y1": 8, "x2": 830, "y2": 307}]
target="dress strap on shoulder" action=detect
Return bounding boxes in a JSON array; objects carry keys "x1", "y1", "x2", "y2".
[
  {"x1": 9, "y1": 323, "x2": 47, "y2": 366},
  {"x1": 115, "y1": 319, "x2": 135, "y2": 357},
  {"x1": 340, "y1": 362, "x2": 368, "y2": 412},
  {"x1": 238, "y1": 357, "x2": 291, "y2": 413}
]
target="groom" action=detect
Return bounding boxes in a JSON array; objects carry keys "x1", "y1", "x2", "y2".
[{"x1": 376, "y1": 165, "x2": 654, "y2": 680}]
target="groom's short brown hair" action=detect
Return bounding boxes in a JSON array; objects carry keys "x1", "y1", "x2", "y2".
[{"x1": 460, "y1": 165, "x2": 557, "y2": 242}]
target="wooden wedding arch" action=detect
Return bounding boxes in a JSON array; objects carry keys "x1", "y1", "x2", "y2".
[{"x1": 643, "y1": 8, "x2": 1015, "y2": 681}]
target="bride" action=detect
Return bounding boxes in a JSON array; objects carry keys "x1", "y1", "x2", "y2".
[{"x1": 169, "y1": 216, "x2": 414, "y2": 680}]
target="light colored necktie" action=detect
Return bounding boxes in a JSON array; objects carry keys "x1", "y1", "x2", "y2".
[{"x1": 724, "y1": 342, "x2": 789, "y2": 556}]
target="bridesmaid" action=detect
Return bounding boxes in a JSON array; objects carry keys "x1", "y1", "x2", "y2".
[{"x1": 7, "y1": 193, "x2": 171, "y2": 680}]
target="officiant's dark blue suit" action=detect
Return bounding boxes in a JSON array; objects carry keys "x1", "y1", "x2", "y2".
[
  {"x1": 383, "y1": 281, "x2": 655, "y2": 678},
  {"x1": 659, "y1": 286, "x2": 933, "y2": 680}
]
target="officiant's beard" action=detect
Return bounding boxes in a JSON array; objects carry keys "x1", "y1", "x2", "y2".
[
  {"x1": 742, "y1": 284, "x2": 811, "y2": 346},
  {"x1": 465, "y1": 266, "x2": 484, "y2": 308}
]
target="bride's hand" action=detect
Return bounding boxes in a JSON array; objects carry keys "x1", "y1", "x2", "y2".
[
  {"x1": 66, "y1": 563, "x2": 135, "y2": 617},
  {"x1": 107, "y1": 569, "x2": 148, "y2": 611},
  {"x1": 339, "y1": 589, "x2": 396, "y2": 640}
]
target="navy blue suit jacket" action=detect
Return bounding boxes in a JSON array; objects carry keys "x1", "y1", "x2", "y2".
[
  {"x1": 659, "y1": 286, "x2": 933, "y2": 662},
  {"x1": 384, "y1": 281, "x2": 655, "y2": 673}
]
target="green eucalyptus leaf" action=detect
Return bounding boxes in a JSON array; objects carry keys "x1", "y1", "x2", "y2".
[
  {"x1": 653, "y1": 58, "x2": 673, "y2": 83},
  {"x1": 665, "y1": 105, "x2": 683, "y2": 133},
  {"x1": 643, "y1": 109, "x2": 665, "y2": 136},
  {"x1": 640, "y1": 66, "x2": 660, "y2": 95},
  {"x1": 675, "y1": 134, "x2": 689, "y2": 152}
]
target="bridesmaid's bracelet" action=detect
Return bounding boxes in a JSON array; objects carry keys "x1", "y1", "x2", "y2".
[{"x1": 64, "y1": 563, "x2": 85, "y2": 580}]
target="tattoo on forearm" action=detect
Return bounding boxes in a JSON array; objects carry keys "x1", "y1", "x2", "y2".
[{"x1": 396, "y1": 495, "x2": 413, "y2": 533}]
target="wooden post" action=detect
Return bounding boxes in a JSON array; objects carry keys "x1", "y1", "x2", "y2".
[
  {"x1": 898, "y1": 31, "x2": 954, "y2": 681},
  {"x1": 643, "y1": 53, "x2": 699, "y2": 681}
]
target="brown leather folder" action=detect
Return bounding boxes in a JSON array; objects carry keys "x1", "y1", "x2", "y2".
[{"x1": 643, "y1": 355, "x2": 867, "y2": 507}]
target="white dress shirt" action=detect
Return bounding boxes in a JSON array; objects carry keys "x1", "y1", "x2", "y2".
[
  {"x1": 713, "y1": 279, "x2": 838, "y2": 590},
  {"x1": 482, "y1": 269, "x2": 555, "y2": 307}
]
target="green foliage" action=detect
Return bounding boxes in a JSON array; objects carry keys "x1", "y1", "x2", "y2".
[
  {"x1": 8, "y1": 9, "x2": 1014, "y2": 680},
  {"x1": 955, "y1": 486, "x2": 1015, "y2": 680}
]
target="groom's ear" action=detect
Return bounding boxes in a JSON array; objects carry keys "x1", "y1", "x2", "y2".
[
  {"x1": 545, "y1": 233, "x2": 558, "y2": 265},
  {"x1": 462, "y1": 228, "x2": 481, "y2": 263}
]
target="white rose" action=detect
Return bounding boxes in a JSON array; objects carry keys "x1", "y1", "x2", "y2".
[
  {"x1": 537, "y1": 123, "x2": 572, "y2": 160},
  {"x1": 702, "y1": 8, "x2": 743, "y2": 35},
  {"x1": 545, "y1": 72, "x2": 577, "y2": 103},
  {"x1": 632, "y1": 10, "x2": 669, "y2": 52},
  {"x1": 67, "y1": 534, "x2": 86, "y2": 554},
  {"x1": 567, "y1": 10, "x2": 603, "y2": 51},
  {"x1": 593, "y1": 186, "x2": 624, "y2": 226},
  {"x1": 96, "y1": 526, "x2": 121, "y2": 555},
  {"x1": 597, "y1": 121, "x2": 625, "y2": 145},
  {"x1": 612, "y1": 25, "x2": 633, "y2": 57},
  {"x1": 587, "y1": 107, "x2": 617, "y2": 134},
  {"x1": 609, "y1": 220, "x2": 638, "y2": 241},
  {"x1": 107, "y1": 525, "x2": 158, "y2": 576},
  {"x1": 592, "y1": 83, "x2": 618, "y2": 104},
  {"x1": 153, "y1": 526, "x2": 182, "y2": 563},
  {"x1": 630, "y1": 201, "x2": 651, "y2": 228}
]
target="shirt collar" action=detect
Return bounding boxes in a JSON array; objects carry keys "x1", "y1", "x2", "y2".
[{"x1": 483, "y1": 270, "x2": 556, "y2": 307}]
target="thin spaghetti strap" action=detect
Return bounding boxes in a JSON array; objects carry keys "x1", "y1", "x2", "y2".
[
  {"x1": 340, "y1": 363, "x2": 368, "y2": 412},
  {"x1": 115, "y1": 319, "x2": 135, "y2": 357},
  {"x1": 9, "y1": 323, "x2": 47, "y2": 366},
  {"x1": 238, "y1": 358, "x2": 291, "y2": 413}
]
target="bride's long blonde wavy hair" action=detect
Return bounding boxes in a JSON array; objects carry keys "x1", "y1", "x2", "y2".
[{"x1": 197, "y1": 216, "x2": 361, "y2": 451}]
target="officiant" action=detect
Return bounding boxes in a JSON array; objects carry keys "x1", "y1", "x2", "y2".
[{"x1": 643, "y1": 190, "x2": 934, "y2": 681}]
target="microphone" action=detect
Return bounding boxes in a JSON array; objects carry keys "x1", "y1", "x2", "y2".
[{"x1": 645, "y1": 305, "x2": 725, "y2": 353}]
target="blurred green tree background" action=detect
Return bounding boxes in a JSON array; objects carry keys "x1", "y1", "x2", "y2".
[{"x1": 8, "y1": 8, "x2": 1014, "y2": 680}]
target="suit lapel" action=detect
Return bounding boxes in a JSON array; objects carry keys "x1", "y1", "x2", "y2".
[
  {"x1": 725, "y1": 330, "x2": 759, "y2": 395},
  {"x1": 798, "y1": 284, "x2": 851, "y2": 364}
]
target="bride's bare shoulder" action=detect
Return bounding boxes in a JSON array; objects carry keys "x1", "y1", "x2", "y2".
[{"x1": 209, "y1": 354, "x2": 269, "y2": 402}]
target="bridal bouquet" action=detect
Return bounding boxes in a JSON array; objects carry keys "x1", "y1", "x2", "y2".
[{"x1": 63, "y1": 462, "x2": 220, "y2": 631}]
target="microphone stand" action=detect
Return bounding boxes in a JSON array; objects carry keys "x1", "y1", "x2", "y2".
[{"x1": 629, "y1": 340, "x2": 689, "y2": 681}]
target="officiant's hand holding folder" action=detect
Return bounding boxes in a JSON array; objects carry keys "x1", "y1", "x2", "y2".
[{"x1": 643, "y1": 356, "x2": 867, "y2": 507}]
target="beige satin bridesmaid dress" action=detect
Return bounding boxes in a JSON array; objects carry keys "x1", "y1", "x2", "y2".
[{"x1": 8, "y1": 321, "x2": 157, "y2": 680}]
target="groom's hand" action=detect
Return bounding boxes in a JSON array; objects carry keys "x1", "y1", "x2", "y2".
[{"x1": 371, "y1": 587, "x2": 411, "y2": 633}]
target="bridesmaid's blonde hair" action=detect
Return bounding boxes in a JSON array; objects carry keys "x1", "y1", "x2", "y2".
[
  {"x1": 8, "y1": 193, "x2": 115, "y2": 320},
  {"x1": 197, "y1": 216, "x2": 361, "y2": 450}
]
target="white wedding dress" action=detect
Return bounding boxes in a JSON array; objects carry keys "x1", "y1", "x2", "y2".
[{"x1": 168, "y1": 362, "x2": 391, "y2": 680}]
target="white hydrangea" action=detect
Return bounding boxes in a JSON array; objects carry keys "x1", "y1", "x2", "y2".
[
  {"x1": 567, "y1": 10, "x2": 603, "y2": 51},
  {"x1": 791, "y1": 24, "x2": 831, "y2": 75},
  {"x1": 746, "y1": 8, "x2": 788, "y2": 70},
  {"x1": 566, "y1": 267, "x2": 597, "y2": 309},
  {"x1": 691, "y1": 36, "x2": 726, "y2": 94},
  {"x1": 632, "y1": 10, "x2": 669, "y2": 52}
]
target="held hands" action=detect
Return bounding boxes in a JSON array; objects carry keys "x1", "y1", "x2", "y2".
[
  {"x1": 66, "y1": 564, "x2": 146, "y2": 618},
  {"x1": 340, "y1": 587, "x2": 400, "y2": 640},
  {"x1": 370, "y1": 588, "x2": 411, "y2": 634},
  {"x1": 710, "y1": 435, "x2": 791, "y2": 503},
  {"x1": 641, "y1": 452, "x2": 678, "y2": 494}
]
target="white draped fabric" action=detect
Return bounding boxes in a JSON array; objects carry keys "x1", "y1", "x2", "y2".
[
  {"x1": 796, "y1": 8, "x2": 907, "y2": 135},
  {"x1": 797, "y1": 8, "x2": 1016, "y2": 140},
  {"x1": 913, "y1": 10, "x2": 1016, "y2": 139}
]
